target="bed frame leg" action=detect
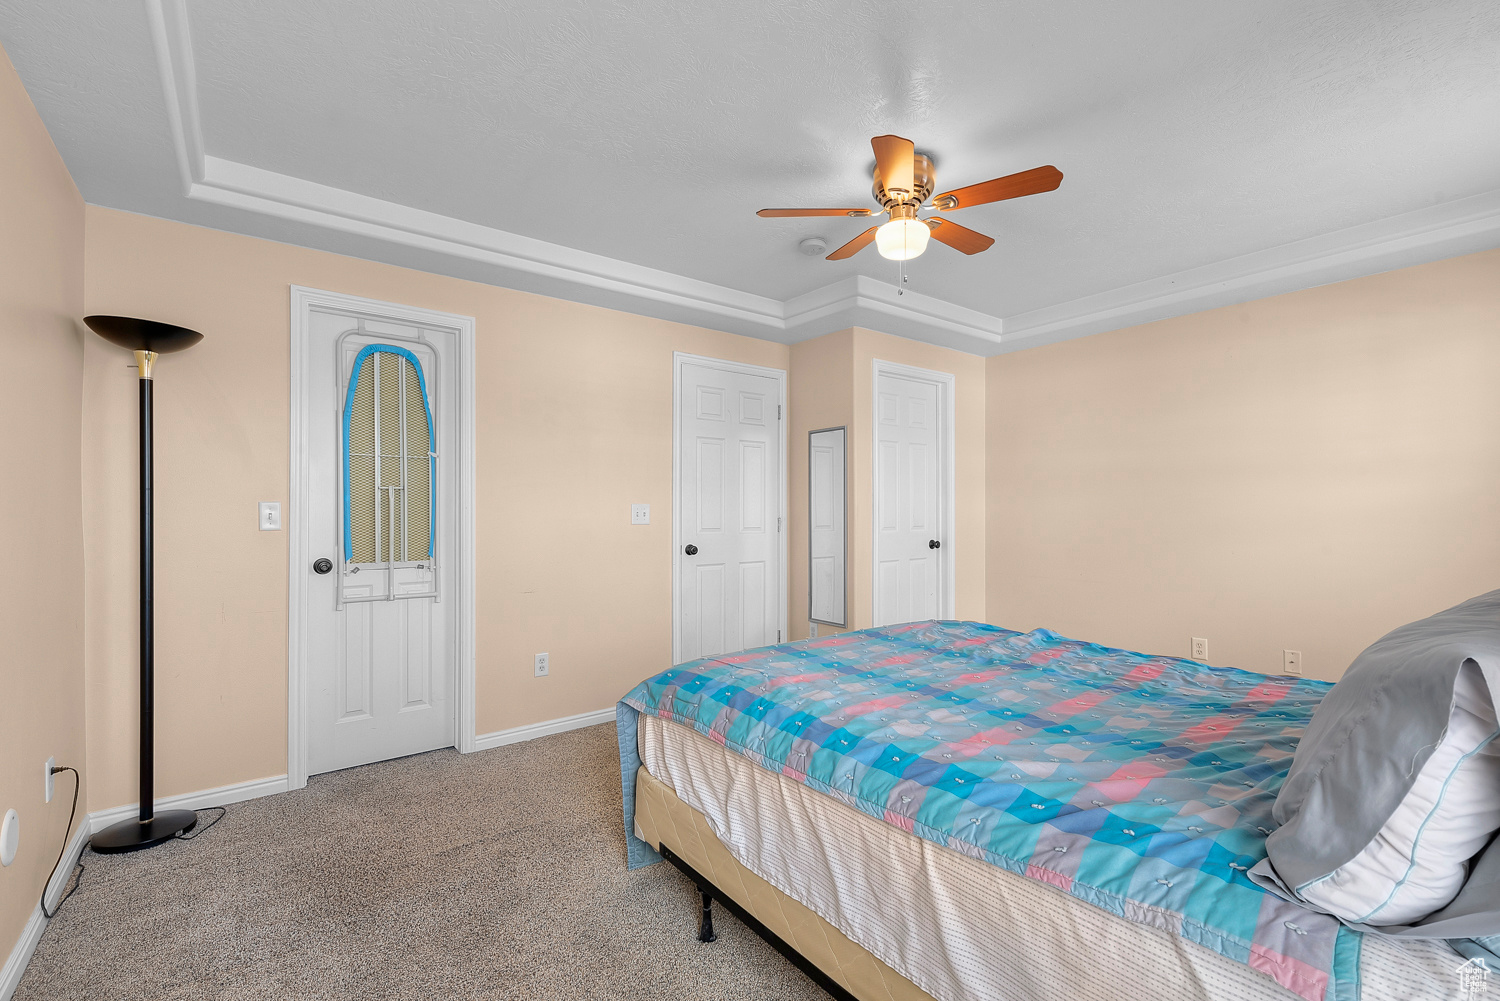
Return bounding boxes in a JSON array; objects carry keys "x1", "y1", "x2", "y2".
[{"x1": 697, "y1": 888, "x2": 717, "y2": 943}]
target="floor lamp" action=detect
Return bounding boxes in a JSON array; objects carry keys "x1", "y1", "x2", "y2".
[{"x1": 85, "y1": 316, "x2": 205, "y2": 853}]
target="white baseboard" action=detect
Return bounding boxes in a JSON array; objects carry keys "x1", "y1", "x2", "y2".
[
  {"x1": 3, "y1": 720, "x2": 606, "y2": 997},
  {"x1": 1, "y1": 822, "x2": 91, "y2": 1001},
  {"x1": 3, "y1": 773, "x2": 288, "y2": 999},
  {"x1": 87, "y1": 774, "x2": 289, "y2": 834},
  {"x1": 472, "y1": 707, "x2": 615, "y2": 752}
]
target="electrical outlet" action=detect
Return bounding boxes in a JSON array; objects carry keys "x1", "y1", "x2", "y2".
[
  {"x1": 809, "y1": 622, "x2": 819, "y2": 638},
  {"x1": 44, "y1": 757, "x2": 55, "y2": 804},
  {"x1": 534, "y1": 652, "x2": 549, "y2": 677},
  {"x1": 0, "y1": 810, "x2": 16, "y2": 867},
  {"x1": 1283, "y1": 650, "x2": 1303, "y2": 676},
  {"x1": 631, "y1": 503, "x2": 650, "y2": 525},
  {"x1": 1190, "y1": 637, "x2": 1209, "y2": 662}
]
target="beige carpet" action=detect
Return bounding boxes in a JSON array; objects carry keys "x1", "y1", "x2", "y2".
[{"x1": 16, "y1": 724, "x2": 832, "y2": 1000}]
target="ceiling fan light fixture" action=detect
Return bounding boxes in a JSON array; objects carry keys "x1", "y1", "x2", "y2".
[
  {"x1": 876, "y1": 215, "x2": 929, "y2": 261},
  {"x1": 756, "y1": 135, "x2": 1060, "y2": 263}
]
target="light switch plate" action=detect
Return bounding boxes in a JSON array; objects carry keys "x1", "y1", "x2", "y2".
[
  {"x1": 631, "y1": 503, "x2": 650, "y2": 525},
  {"x1": 259, "y1": 502, "x2": 282, "y2": 531}
]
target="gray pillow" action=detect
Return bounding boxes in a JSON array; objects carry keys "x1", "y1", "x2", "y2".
[{"x1": 1249, "y1": 589, "x2": 1500, "y2": 937}]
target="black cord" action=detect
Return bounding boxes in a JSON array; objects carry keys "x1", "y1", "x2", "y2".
[
  {"x1": 38, "y1": 772, "x2": 224, "y2": 919},
  {"x1": 174, "y1": 806, "x2": 226, "y2": 841},
  {"x1": 40, "y1": 766, "x2": 81, "y2": 920}
]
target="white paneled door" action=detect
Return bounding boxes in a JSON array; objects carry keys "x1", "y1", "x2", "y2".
[
  {"x1": 304, "y1": 308, "x2": 457, "y2": 775},
  {"x1": 873, "y1": 365, "x2": 950, "y2": 627},
  {"x1": 676, "y1": 356, "x2": 784, "y2": 663}
]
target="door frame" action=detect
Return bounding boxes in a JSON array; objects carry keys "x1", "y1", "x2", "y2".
[
  {"x1": 287, "y1": 286, "x2": 477, "y2": 790},
  {"x1": 870, "y1": 358, "x2": 956, "y2": 624},
  {"x1": 672, "y1": 351, "x2": 788, "y2": 665}
]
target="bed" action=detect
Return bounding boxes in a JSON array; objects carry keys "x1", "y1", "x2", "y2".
[{"x1": 617, "y1": 620, "x2": 1462, "y2": 1001}]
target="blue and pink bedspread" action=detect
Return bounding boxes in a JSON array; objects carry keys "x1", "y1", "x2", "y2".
[{"x1": 617, "y1": 620, "x2": 1360, "y2": 1001}]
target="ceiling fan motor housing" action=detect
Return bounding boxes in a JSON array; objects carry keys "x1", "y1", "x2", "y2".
[{"x1": 872, "y1": 153, "x2": 936, "y2": 210}]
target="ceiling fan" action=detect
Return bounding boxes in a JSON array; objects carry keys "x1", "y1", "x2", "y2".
[{"x1": 758, "y1": 135, "x2": 1062, "y2": 262}]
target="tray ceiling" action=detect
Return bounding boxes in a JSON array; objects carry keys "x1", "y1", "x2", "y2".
[{"x1": 3, "y1": 0, "x2": 1497, "y2": 354}]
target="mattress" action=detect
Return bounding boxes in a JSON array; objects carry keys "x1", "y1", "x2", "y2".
[
  {"x1": 639, "y1": 713, "x2": 1459, "y2": 1001},
  {"x1": 620, "y1": 620, "x2": 1369, "y2": 997}
]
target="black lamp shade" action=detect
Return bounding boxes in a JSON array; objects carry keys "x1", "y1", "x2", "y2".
[{"x1": 84, "y1": 315, "x2": 203, "y2": 354}]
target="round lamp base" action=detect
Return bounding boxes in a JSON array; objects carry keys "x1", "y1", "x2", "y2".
[{"x1": 90, "y1": 810, "x2": 198, "y2": 854}]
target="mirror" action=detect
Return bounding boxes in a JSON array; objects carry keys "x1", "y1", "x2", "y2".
[{"x1": 808, "y1": 426, "x2": 847, "y2": 627}]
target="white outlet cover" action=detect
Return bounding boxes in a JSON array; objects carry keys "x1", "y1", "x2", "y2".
[
  {"x1": 259, "y1": 501, "x2": 282, "y2": 531},
  {"x1": 534, "y1": 652, "x2": 549, "y2": 677},
  {"x1": 0, "y1": 809, "x2": 17, "y2": 867},
  {"x1": 45, "y1": 757, "x2": 55, "y2": 804},
  {"x1": 631, "y1": 503, "x2": 650, "y2": 525}
]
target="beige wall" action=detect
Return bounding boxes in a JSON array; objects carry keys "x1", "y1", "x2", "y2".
[
  {"x1": 81, "y1": 206, "x2": 789, "y2": 812},
  {"x1": 788, "y1": 327, "x2": 986, "y2": 639},
  {"x1": 987, "y1": 248, "x2": 1500, "y2": 680},
  {"x1": 0, "y1": 46, "x2": 86, "y2": 960}
]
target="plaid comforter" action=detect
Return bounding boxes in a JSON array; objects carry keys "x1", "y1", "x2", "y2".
[{"x1": 618, "y1": 620, "x2": 1363, "y2": 1001}]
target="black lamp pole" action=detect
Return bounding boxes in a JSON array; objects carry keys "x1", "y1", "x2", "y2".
[{"x1": 84, "y1": 316, "x2": 204, "y2": 853}]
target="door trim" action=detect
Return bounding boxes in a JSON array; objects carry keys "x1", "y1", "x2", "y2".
[
  {"x1": 287, "y1": 286, "x2": 477, "y2": 790},
  {"x1": 871, "y1": 358, "x2": 957, "y2": 625},
  {"x1": 672, "y1": 351, "x2": 788, "y2": 665}
]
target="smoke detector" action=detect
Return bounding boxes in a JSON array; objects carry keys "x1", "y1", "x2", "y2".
[{"x1": 797, "y1": 237, "x2": 828, "y2": 258}]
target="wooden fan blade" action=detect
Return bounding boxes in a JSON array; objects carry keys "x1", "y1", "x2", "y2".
[
  {"x1": 756, "y1": 208, "x2": 874, "y2": 218},
  {"x1": 925, "y1": 217, "x2": 995, "y2": 255},
  {"x1": 871, "y1": 135, "x2": 915, "y2": 198},
  {"x1": 933, "y1": 165, "x2": 1063, "y2": 211},
  {"x1": 826, "y1": 227, "x2": 878, "y2": 260}
]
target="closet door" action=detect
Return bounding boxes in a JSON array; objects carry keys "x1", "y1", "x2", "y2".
[
  {"x1": 676, "y1": 357, "x2": 784, "y2": 662},
  {"x1": 873, "y1": 368, "x2": 945, "y2": 626}
]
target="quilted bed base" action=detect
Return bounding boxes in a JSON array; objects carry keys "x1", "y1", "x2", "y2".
[{"x1": 633, "y1": 764, "x2": 936, "y2": 1001}]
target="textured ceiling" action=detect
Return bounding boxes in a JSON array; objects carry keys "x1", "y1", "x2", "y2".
[{"x1": 2, "y1": 0, "x2": 1498, "y2": 350}]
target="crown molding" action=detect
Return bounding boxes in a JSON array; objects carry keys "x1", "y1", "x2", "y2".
[
  {"x1": 782, "y1": 276, "x2": 1004, "y2": 350},
  {"x1": 146, "y1": 1, "x2": 1500, "y2": 357},
  {"x1": 1000, "y1": 186, "x2": 1500, "y2": 353},
  {"x1": 195, "y1": 155, "x2": 791, "y2": 329},
  {"x1": 145, "y1": 0, "x2": 203, "y2": 191},
  {"x1": 179, "y1": 153, "x2": 1013, "y2": 352}
]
